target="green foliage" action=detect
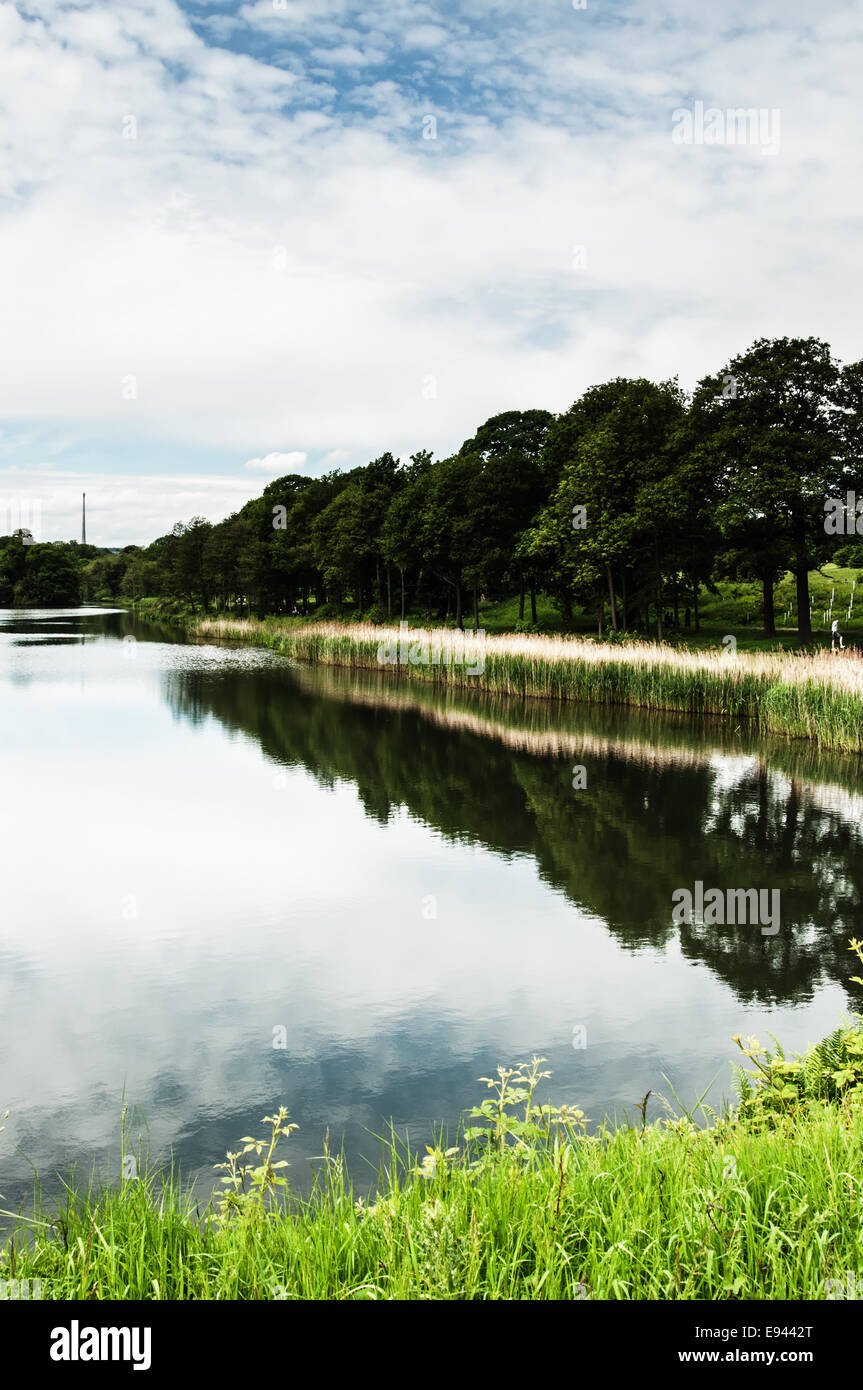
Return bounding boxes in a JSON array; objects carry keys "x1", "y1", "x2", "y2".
[
  {"x1": 8, "y1": 338, "x2": 863, "y2": 641},
  {"x1": 6, "y1": 337, "x2": 862, "y2": 641},
  {"x1": 5, "y1": 1054, "x2": 863, "y2": 1300},
  {"x1": 731, "y1": 940, "x2": 863, "y2": 1127},
  {"x1": 0, "y1": 534, "x2": 82, "y2": 606},
  {"x1": 462, "y1": 1057, "x2": 586, "y2": 1157},
  {"x1": 833, "y1": 541, "x2": 863, "y2": 568},
  {"x1": 692, "y1": 335, "x2": 853, "y2": 641},
  {"x1": 212, "y1": 1107, "x2": 299, "y2": 1226}
]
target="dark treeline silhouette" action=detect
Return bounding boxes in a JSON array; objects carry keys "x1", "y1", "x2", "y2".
[{"x1": 4, "y1": 336, "x2": 862, "y2": 636}]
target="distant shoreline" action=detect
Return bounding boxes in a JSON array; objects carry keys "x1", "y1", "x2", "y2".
[{"x1": 172, "y1": 614, "x2": 863, "y2": 754}]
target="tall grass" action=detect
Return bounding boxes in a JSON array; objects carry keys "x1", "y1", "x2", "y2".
[
  {"x1": 193, "y1": 618, "x2": 863, "y2": 752},
  {"x1": 4, "y1": 1078, "x2": 863, "y2": 1300}
]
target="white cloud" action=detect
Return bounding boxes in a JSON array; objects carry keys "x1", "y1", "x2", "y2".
[
  {"x1": 0, "y1": 468, "x2": 262, "y2": 547},
  {"x1": 244, "y1": 450, "x2": 309, "y2": 474},
  {"x1": 320, "y1": 447, "x2": 352, "y2": 467},
  {"x1": 0, "y1": 0, "x2": 861, "y2": 520},
  {"x1": 402, "y1": 24, "x2": 450, "y2": 49}
]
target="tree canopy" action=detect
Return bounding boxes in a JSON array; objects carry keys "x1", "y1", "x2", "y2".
[{"x1": 4, "y1": 336, "x2": 861, "y2": 638}]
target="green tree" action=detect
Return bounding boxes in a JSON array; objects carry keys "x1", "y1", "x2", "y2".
[
  {"x1": 692, "y1": 337, "x2": 845, "y2": 643},
  {"x1": 419, "y1": 453, "x2": 483, "y2": 630},
  {"x1": 380, "y1": 451, "x2": 434, "y2": 619},
  {"x1": 525, "y1": 378, "x2": 689, "y2": 635},
  {"x1": 460, "y1": 410, "x2": 553, "y2": 623},
  {"x1": 16, "y1": 542, "x2": 81, "y2": 606}
]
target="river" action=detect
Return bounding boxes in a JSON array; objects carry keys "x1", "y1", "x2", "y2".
[{"x1": 1, "y1": 606, "x2": 859, "y2": 1221}]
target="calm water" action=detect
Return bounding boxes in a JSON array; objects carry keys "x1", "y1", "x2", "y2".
[{"x1": 2, "y1": 607, "x2": 862, "y2": 1218}]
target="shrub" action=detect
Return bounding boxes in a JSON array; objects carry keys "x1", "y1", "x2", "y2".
[{"x1": 731, "y1": 939, "x2": 863, "y2": 1128}]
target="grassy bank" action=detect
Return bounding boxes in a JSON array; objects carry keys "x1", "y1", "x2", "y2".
[
  {"x1": 188, "y1": 616, "x2": 863, "y2": 752},
  {"x1": 131, "y1": 563, "x2": 863, "y2": 646},
  {"x1": 6, "y1": 950, "x2": 863, "y2": 1301},
  {"x1": 4, "y1": 1045, "x2": 863, "y2": 1301}
]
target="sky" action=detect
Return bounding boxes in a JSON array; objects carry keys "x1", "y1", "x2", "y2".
[{"x1": 0, "y1": 0, "x2": 861, "y2": 546}]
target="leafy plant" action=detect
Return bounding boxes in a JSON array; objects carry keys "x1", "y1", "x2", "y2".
[
  {"x1": 416, "y1": 1144, "x2": 460, "y2": 1180},
  {"x1": 463, "y1": 1057, "x2": 586, "y2": 1158},
  {"x1": 731, "y1": 940, "x2": 863, "y2": 1127},
  {"x1": 212, "y1": 1107, "x2": 298, "y2": 1225}
]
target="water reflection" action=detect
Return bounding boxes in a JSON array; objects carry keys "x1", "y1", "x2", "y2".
[
  {"x1": 0, "y1": 607, "x2": 860, "y2": 1226},
  {"x1": 160, "y1": 644, "x2": 863, "y2": 1008}
]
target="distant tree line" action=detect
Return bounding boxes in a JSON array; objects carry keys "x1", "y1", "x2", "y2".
[
  {"x1": 0, "y1": 532, "x2": 143, "y2": 608},
  {"x1": 3, "y1": 336, "x2": 861, "y2": 641}
]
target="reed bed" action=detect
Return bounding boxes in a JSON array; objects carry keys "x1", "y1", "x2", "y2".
[{"x1": 194, "y1": 618, "x2": 863, "y2": 752}]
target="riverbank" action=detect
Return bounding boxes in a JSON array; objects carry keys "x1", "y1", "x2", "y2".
[
  {"x1": 4, "y1": 1053, "x2": 863, "y2": 1300},
  {"x1": 183, "y1": 615, "x2": 863, "y2": 752}
]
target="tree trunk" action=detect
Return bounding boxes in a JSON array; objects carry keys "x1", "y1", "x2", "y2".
[
  {"x1": 473, "y1": 583, "x2": 479, "y2": 635},
  {"x1": 694, "y1": 583, "x2": 700, "y2": 632},
  {"x1": 620, "y1": 566, "x2": 628, "y2": 632},
  {"x1": 455, "y1": 582, "x2": 463, "y2": 631},
  {"x1": 399, "y1": 566, "x2": 405, "y2": 620},
  {"x1": 386, "y1": 565, "x2": 392, "y2": 619},
  {"x1": 518, "y1": 572, "x2": 525, "y2": 623},
  {"x1": 762, "y1": 572, "x2": 776, "y2": 637},
  {"x1": 605, "y1": 562, "x2": 618, "y2": 631},
  {"x1": 597, "y1": 581, "x2": 604, "y2": 637},
  {"x1": 795, "y1": 563, "x2": 811, "y2": 643},
  {"x1": 654, "y1": 537, "x2": 664, "y2": 641},
  {"x1": 530, "y1": 586, "x2": 537, "y2": 624}
]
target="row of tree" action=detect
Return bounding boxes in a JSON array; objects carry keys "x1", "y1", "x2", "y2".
[{"x1": 3, "y1": 336, "x2": 861, "y2": 640}]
